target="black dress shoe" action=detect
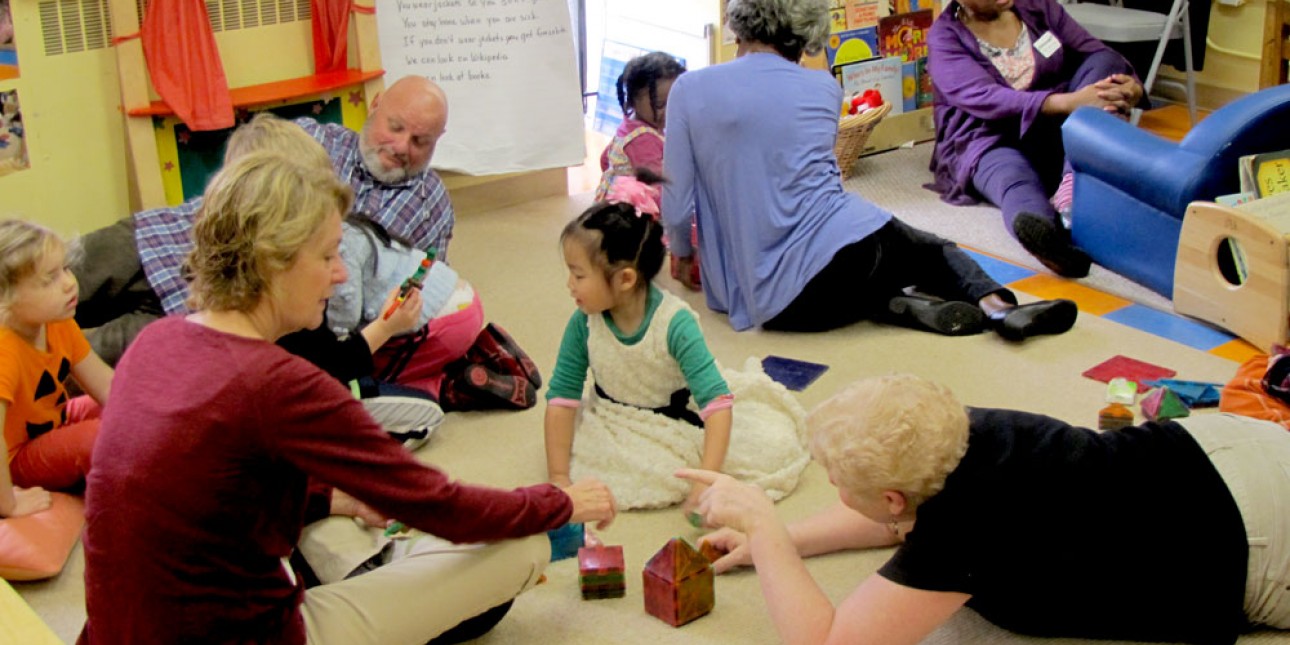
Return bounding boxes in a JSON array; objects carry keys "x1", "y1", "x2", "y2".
[
  {"x1": 887, "y1": 296, "x2": 987, "y2": 336},
  {"x1": 1013, "y1": 213, "x2": 1092, "y2": 278},
  {"x1": 995, "y1": 299, "x2": 1078, "y2": 341}
]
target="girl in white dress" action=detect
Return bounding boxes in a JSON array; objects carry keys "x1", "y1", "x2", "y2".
[{"x1": 544, "y1": 189, "x2": 809, "y2": 513}]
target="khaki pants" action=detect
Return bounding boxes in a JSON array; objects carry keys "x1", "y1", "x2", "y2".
[
  {"x1": 1181, "y1": 413, "x2": 1290, "y2": 629},
  {"x1": 301, "y1": 527, "x2": 549, "y2": 645}
]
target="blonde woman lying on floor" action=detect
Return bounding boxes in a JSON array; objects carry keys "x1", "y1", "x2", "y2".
[{"x1": 683, "y1": 373, "x2": 1290, "y2": 644}]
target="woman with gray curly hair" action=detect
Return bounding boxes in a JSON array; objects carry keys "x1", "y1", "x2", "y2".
[
  {"x1": 662, "y1": 0, "x2": 1077, "y2": 342},
  {"x1": 681, "y1": 373, "x2": 1290, "y2": 643},
  {"x1": 80, "y1": 151, "x2": 616, "y2": 645}
]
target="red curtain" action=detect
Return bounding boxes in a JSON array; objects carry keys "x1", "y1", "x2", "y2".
[
  {"x1": 140, "y1": 0, "x2": 233, "y2": 131},
  {"x1": 311, "y1": 0, "x2": 351, "y2": 74}
]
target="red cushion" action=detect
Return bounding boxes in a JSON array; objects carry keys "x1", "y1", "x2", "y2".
[{"x1": 0, "y1": 493, "x2": 84, "y2": 581}]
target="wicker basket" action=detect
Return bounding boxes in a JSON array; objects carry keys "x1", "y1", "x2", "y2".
[{"x1": 833, "y1": 102, "x2": 893, "y2": 180}]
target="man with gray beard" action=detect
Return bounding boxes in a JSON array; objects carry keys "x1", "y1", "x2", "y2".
[
  {"x1": 71, "y1": 77, "x2": 454, "y2": 364},
  {"x1": 296, "y1": 76, "x2": 454, "y2": 258}
]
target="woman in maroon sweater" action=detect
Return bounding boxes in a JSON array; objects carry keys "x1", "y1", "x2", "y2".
[{"x1": 79, "y1": 151, "x2": 616, "y2": 645}]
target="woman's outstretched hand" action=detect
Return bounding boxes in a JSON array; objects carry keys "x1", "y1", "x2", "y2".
[
  {"x1": 675, "y1": 468, "x2": 777, "y2": 536},
  {"x1": 562, "y1": 478, "x2": 617, "y2": 530}
]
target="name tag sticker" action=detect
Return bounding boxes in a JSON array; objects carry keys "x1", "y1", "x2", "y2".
[{"x1": 1033, "y1": 31, "x2": 1061, "y2": 57}]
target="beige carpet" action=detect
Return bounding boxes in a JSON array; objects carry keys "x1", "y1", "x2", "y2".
[{"x1": 16, "y1": 190, "x2": 1283, "y2": 644}]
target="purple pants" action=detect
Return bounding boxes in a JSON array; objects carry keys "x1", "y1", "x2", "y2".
[{"x1": 971, "y1": 49, "x2": 1136, "y2": 234}]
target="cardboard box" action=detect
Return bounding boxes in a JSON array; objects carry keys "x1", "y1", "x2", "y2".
[{"x1": 861, "y1": 106, "x2": 934, "y2": 155}]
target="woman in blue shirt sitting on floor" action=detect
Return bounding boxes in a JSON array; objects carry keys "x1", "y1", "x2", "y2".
[{"x1": 661, "y1": 0, "x2": 1077, "y2": 342}]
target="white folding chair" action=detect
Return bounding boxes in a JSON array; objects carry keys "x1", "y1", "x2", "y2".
[{"x1": 1061, "y1": 0, "x2": 1197, "y2": 125}]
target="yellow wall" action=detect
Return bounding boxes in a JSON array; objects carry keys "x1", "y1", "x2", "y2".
[
  {"x1": 216, "y1": 22, "x2": 316, "y2": 89},
  {"x1": 0, "y1": 7, "x2": 320, "y2": 239},
  {"x1": 0, "y1": 3, "x2": 130, "y2": 239}
]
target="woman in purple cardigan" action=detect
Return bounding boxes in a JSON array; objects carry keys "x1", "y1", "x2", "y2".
[{"x1": 926, "y1": 0, "x2": 1144, "y2": 278}]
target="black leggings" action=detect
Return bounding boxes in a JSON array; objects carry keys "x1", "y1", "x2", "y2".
[{"x1": 764, "y1": 218, "x2": 1011, "y2": 332}]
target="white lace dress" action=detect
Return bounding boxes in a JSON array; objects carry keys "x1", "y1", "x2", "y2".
[{"x1": 570, "y1": 292, "x2": 810, "y2": 509}]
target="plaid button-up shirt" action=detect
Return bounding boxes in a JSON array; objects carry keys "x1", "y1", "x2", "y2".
[
  {"x1": 135, "y1": 199, "x2": 203, "y2": 315},
  {"x1": 296, "y1": 118, "x2": 454, "y2": 258},
  {"x1": 134, "y1": 118, "x2": 454, "y2": 316}
]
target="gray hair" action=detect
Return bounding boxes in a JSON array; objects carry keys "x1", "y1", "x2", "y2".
[{"x1": 726, "y1": 0, "x2": 830, "y2": 60}]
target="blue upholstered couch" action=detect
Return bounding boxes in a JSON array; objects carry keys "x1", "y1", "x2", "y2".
[{"x1": 1062, "y1": 84, "x2": 1290, "y2": 297}]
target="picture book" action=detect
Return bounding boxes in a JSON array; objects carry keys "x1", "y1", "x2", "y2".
[
  {"x1": 1254, "y1": 150, "x2": 1290, "y2": 198},
  {"x1": 901, "y1": 60, "x2": 919, "y2": 112},
  {"x1": 916, "y1": 56, "x2": 933, "y2": 108},
  {"x1": 1235, "y1": 191, "x2": 1290, "y2": 233},
  {"x1": 830, "y1": 7, "x2": 849, "y2": 33},
  {"x1": 1215, "y1": 192, "x2": 1257, "y2": 208},
  {"x1": 826, "y1": 27, "x2": 879, "y2": 69},
  {"x1": 1240, "y1": 149, "x2": 1290, "y2": 198},
  {"x1": 839, "y1": 56, "x2": 905, "y2": 116},
  {"x1": 878, "y1": 10, "x2": 932, "y2": 62},
  {"x1": 846, "y1": 0, "x2": 881, "y2": 30},
  {"x1": 893, "y1": 0, "x2": 932, "y2": 16}
]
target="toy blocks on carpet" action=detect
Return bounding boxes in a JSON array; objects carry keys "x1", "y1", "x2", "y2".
[
  {"x1": 577, "y1": 538, "x2": 625, "y2": 600},
  {"x1": 547, "y1": 522, "x2": 584, "y2": 562},
  {"x1": 643, "y1": 537, "x2": 714, "y2": 627},
  {"x1": 1141, "y1": 386, "x2": 1191, "y2": 421}
]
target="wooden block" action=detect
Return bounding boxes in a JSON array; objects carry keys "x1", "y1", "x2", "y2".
[{"x1": 1173, "y1": 201, "x2": 1290, "y2": 352}]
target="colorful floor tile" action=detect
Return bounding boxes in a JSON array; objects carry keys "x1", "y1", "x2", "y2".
[{"x1": 960, "y1": 248, "x2": 1258, "y2": 363}]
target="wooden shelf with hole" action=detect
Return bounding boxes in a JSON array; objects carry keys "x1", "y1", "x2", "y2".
[
  {"x1": 125, "y1": 69, "x2": 384, "y2": 117},
  {"x1": 1174, "y1": 200, "x2": 1290, "y2": 352}
]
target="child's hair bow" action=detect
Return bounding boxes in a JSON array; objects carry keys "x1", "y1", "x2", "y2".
[{"x1": 606, "y1": 175, "x2": 661, "y2": 218}]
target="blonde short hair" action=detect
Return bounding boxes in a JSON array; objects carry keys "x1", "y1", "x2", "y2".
[
  {"x1": 223, "y1": 113, "x2": 332, "y2": 171},
  {"x1": 808, "y1": 374, "x2": 969, "y2": 507},
  {"x1": 0, "y1": 219, "x2": 68, "y2": 314},
  {"x1": 186, "y1": 151, "x2": 352, "y2": 312}
]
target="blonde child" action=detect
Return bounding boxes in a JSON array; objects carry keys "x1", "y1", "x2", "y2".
[
  {"x1": 545, "y1": 199, "x2": 809, "y2": 514},
  {"x1": 0, "y1": 219, "x2": 113, "y2": 517}
]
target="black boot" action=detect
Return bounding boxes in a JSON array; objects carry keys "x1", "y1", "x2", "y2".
[
  {"x1": 1013, "y1": 213, "x2": 1091, "y2": 278},
  {"x1": 886, "y1": 296, "x2": 987, "y2": 336},
  {"x1": 993, "y1": 299, "x2": 1078, "y2": 341}
]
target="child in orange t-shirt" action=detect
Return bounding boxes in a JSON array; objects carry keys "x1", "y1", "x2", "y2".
[{"x1": 0, "y1": 220, "x2": 114, "y2": 517}]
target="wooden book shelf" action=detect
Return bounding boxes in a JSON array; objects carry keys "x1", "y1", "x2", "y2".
[{"x1": 126, "y1": 69, "x2": 385, "y2": 117}]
